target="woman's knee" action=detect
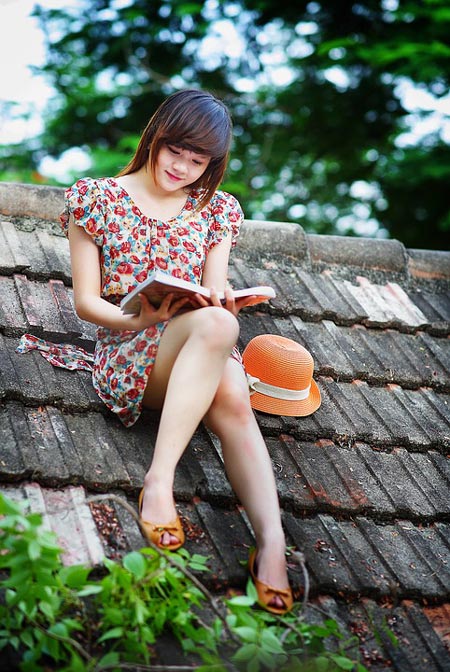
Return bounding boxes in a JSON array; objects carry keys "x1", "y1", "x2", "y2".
[
  {"x1": 191, "y1": 307, "x2": 239, "y2": 349},
  {"x1": 208, "y1": 376, "x2": 253, "y2": 426}
]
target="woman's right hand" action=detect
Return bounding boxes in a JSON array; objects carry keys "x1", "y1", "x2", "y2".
[{"x1": 126, "y1": 293, "x2": 189, "y2": 330}]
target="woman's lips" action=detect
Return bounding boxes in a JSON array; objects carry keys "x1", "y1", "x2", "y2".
[{"x1": 166, "y1": 171, "x2": 182, "y2": 181}]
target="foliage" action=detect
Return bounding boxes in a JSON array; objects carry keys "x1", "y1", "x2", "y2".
[
  {"x1": 2, "y1": 0, "x2": 449, "y2": 248},
  {"x1": 0, "y1": 492, "x2": 370, "y2": 671}
]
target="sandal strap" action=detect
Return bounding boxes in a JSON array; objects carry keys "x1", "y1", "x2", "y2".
[
  {"x1": 260, "y1": 585, "x2": 291, "y2": 599},
  {"x1": 151, "y1": 520, "x2": 182, "y2": 533}
]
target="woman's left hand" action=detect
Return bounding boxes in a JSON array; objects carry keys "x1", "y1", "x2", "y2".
[{"x1": 194, "y1": 287, "x2": 262, "y2": 317}]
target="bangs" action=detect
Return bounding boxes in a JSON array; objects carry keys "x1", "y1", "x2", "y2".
[
  {"x1": 165, "y1": 139, "x2": 214, "y2": 159},
  {"x1": 161, "y1": 126, "x2": 230, "y2": 160}
]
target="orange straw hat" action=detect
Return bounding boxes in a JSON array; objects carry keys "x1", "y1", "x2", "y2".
[{"x1": 242, "y1": 334, "x2": 321, "y2": 417}]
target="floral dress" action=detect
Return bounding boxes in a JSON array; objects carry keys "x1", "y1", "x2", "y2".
[{"x1": 59, "y1": 177, "x2": 243, "y2": 427}]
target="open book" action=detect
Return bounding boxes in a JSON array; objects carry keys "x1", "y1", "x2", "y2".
[{"x1": 120, "y1": 270, "x2": 276, "y2": 315}]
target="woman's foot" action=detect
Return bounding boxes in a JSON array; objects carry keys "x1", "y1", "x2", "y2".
[
  {"x1": 138, "y1": 484, "x2": 184, "y2": 550},
  {"x1": 248, "y1": 546, "x2": 293, "y2": 615}
]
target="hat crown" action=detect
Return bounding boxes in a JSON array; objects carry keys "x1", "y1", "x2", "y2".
[{"x1": 243, "y1": 334, "x2": 314, "y2": 390}]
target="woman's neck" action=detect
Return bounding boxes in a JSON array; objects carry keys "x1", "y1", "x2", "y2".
[{"x1": 116, "y1": 169, "x2": 189, "y2": 221}]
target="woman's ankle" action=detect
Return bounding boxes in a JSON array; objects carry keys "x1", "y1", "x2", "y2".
[
  {"x1": 256, "y1": 528, "x2": 286, "y2": 554},
  {"x1": 143, "y1": 471, "x2": 174, "y2": 492}
]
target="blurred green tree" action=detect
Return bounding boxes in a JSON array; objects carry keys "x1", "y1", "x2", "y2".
[{"x1": 1, "y1": 0, "x2": 449, "y2": 249}]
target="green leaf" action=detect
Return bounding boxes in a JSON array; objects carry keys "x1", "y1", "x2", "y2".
[
  {"x1": 77, "y1": 584, "x2": 103, "y2": 597},
  {"x1": 98, "y1": 626, "x2": 124, "y2": 643},
  {"x1": 261, "y1": 628, "x2": 285, "y2": 653},
  {"x1": 102, "y1": 606, "x2": 124, "y2": 625},
  {"x1": 27, "y1": 539, "x2": 42, "y2": 560},
  {"x1": 65, "y1": 653, "x2": 89, "y2": 672},
  {"x1": 123, "y1": 551, "x2": 147, "y2": 579},
  {"x1": 20, "y1": 630, "x2": 35, "y2": 649},
  {"x1": 232, "y1": 643, "x2": 259, "y2": 662},
  {"x1": 246, "y1": 577, "x2": 258, "y2": 600},
  {"x1": 9, "y1": 636, "x2": 20, "y2": 651},
  {"x1": 329, "y1": 653, "x2": 359, "y2": 669},
  {"x1": 227, "y1": 594, "x2": 256, "y2": 607},
  {"x1": 0, "y1": 498, "x2": 26, "y2": 519},
  {"x1": 98, "y1": 651, "x2": 121, "y2": 666},
  {"x1": 49, "y1": 622, "x2": 69, "y2": 638},
  {"x1": 59, "y1": 564, "x2": 91, "y2": 589},
  {"x1": 134, "y1": 598, "x2": 148, "y2": 625},
  {"x1": 233, "y1": 626, "x2": 258, "y2": 642},
  {"x1": 313, "y1": 657, "x2": 332, "y2": 672}
]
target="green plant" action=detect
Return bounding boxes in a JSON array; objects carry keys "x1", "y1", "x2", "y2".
[{"x1": 0, "y1": 493, "x2": 370, "y2": 671}]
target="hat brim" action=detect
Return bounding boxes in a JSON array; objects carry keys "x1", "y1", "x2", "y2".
[{"x1": 249, "y1": 378, "x2": 321, "y2": 417}]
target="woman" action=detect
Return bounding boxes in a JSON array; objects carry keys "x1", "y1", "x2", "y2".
[{"x1": 61, "y1": 89, "x2": 293, "y2": 614}]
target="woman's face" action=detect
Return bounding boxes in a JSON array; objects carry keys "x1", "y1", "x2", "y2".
[{"x1": 154, "y1": 143, "x2": 211, "y2": 192}]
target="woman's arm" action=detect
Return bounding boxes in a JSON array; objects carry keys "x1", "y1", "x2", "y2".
[
  {"x1": 199, "y1": 233, "x2": 258, "y2": 316},
  {"x1": 201, "y1": 233, "x2": 233, "y2": 291},
  {"x1": 68, "y1": 219, "x2": 188, "y2": 330}
]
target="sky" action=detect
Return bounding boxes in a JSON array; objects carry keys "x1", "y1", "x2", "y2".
[
  {"x1": 1, "y1": 0, "x2": 449, "y2": 183},
  {"x1": 0, "y1": 0, "x2": 56, "y2": 143},
  {"x1": 0, "y1": 0, "x2": 92, "y2": 177}
]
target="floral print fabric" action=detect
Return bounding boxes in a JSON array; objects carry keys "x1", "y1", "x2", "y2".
[
  {"x1": 59, "y1": 177, "x2": 243, "y2": 426},
  {"x1": 16, "y1": 333, "x2": 94, "y2": 371}
]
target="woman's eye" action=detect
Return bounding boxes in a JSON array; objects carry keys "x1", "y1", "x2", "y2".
[{"x1": 168, "y1": 145, "x2": 181, "y2": 154}]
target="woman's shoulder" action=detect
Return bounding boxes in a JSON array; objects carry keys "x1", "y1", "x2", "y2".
[
  {"x1": 211, "y1": 189, "x2": 242, "y2": 208},
  {"x1": 190, "y1": 188, "x2": 243, "y2": 215},
  {"x1": 210, "y1": 190, "x2": 244, "y2": 224},
  {"x1": 66, "y1": 176, "x2": 116, "y2": 199}
]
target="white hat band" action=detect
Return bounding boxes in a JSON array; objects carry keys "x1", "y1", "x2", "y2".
[{"x1": 247, "y1": 374, "x2": 311, "y2": 401}]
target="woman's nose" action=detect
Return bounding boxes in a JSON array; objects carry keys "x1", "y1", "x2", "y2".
[{"x1": 172, "y1": 157, "x2": 187, "y2": 173}]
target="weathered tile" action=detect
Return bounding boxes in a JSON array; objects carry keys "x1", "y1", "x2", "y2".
[
  {"x1": 357, "y1": 518, "x2": 450, "y2": 600},
  {"x1": 284, "y1": 513, "x2": 450, "y2": 600},
  {"x1": 283, "y1": 513, "x2": 378, "y2": 595},
  {"x1": 281, "y1": 437, "x2": 358, "y2": 512},
  {"x1": 35, "y1": 228, "x2": 72, "y2": 281},
  {"x1": 400, "y1": 388, "x2": 450, "y2": 449},
  {"x1": 423, "y1": 603, "x2": 450, "y2": 668},
  {"x1": 188, "y1": 428, "x2": 235, "y2": 503},
  {"x1": 194, "y1": 500, "x2": 254, "y2": 584},
  {"x1": 312, "y1": 597, "x2": 450, "y2": 672},
  {"x1": 417, "y1": 331, "x2": 450, "y2": 390},
  {"x1": 0, "y1": 221, "x2": 30, "y2": 271},
  {"x1": 272, "y1": 434, "x2": 318, "y2": 510},
  {"x1": 1, "y1": 336, "x2": 101, "y2": 410},
  {"x1": 0, "y1": 402, "x2": 31, "y2": 478},
  {"x1": 408, "y1": 290, "x2": 450, "y2": 335},
  {"x1": 358, "y1": 446, "x2": 436, "y2": 518}
]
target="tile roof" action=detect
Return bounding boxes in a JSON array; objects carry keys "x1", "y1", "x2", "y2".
[{"x1": 1, "y1": 181, "x2": 449, "y2": 670}]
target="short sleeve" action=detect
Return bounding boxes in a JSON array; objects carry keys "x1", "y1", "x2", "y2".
[
  {"x1": 207, "y1": 191, "x2": 243, "y2": 251},
  {"x1": 60, "y1": 177, "x2": 105, "y2": 246}
]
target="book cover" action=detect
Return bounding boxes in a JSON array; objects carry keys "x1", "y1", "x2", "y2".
[{"x1": 120, "y1": 270, "x2": 276, "y2": 315}]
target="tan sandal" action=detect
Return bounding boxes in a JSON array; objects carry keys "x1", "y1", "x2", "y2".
[
  {"x1": 138, "y1": 489, "x2": 185, "y2": 551},
  {"x1": 248, "y1": 548, "x2": 293, "y2": 615}
]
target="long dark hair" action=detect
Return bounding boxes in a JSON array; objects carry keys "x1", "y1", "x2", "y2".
[{"x1": 117, "y1": 89, "x2": 233, "y2": 209}]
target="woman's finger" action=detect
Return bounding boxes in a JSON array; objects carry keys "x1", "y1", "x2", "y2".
[
  {"x1": 209, "y1": 286, "x2": 222, "y2": 307},
  {"x1": 193, "y1": 292, "x2": 209, "y2": 308}
]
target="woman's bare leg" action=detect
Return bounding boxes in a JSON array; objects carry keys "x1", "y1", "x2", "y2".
[
  {"x1": 140, "y1": 307, "x2": 239, "y2": 544},
  {"x1": 204, "y1": 358, "x2": 289, "y2": 607}
]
